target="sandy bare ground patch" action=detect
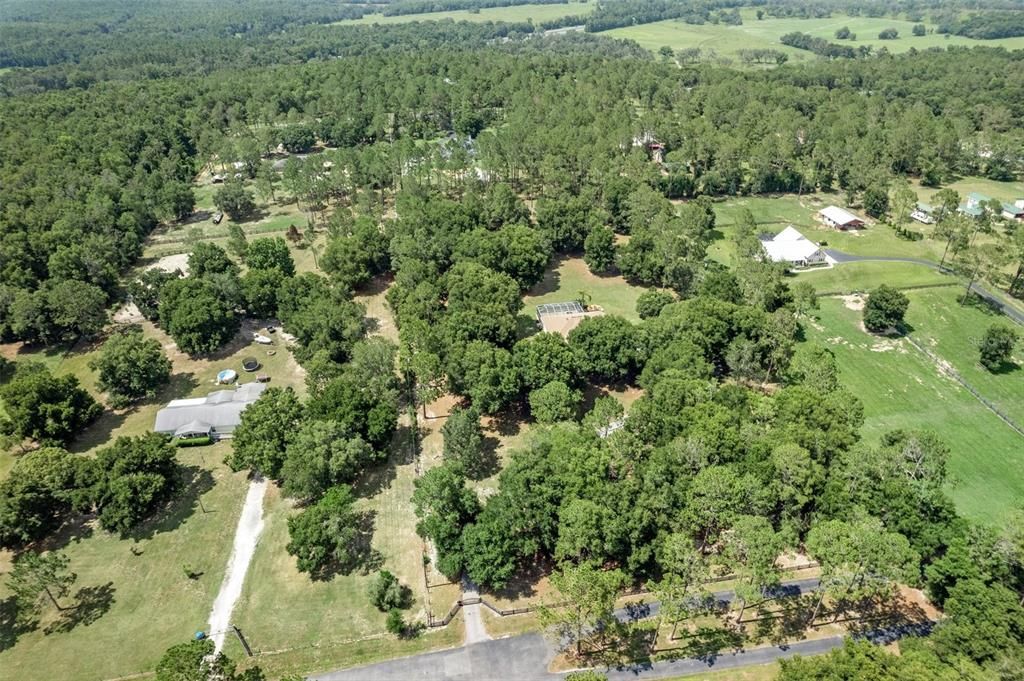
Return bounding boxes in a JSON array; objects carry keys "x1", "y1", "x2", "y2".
[
  {"x1": 147, "y1": 252, "x2": 190, "y2": 275},
  {"x1": 112, "y1": 302, "x2": 145, "y2": 324},
  {"x1": 839, "y1": 293, "x2": 865, "y2": 311}
]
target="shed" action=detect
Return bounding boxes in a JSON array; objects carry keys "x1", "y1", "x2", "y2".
[
  {"x1": 911, "y1": 202, "x2": 935, "y2": 224},
  {"x1": 819, "y1": 206, "x2": 864, "y2": 230},
  {"x1": 1001, "y1": 202, "x2": 1024, "y2": 221}
]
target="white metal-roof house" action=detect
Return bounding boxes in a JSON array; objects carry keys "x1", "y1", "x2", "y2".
[
  {"x1": 819, "y1": 206, "x2": 865, "y2": 229},
  {"x1": 153, "y1": 382, "x2": 267, "y2": 438},
  {"x1": 759, "y1": 226, "x2": 828, "y2": 268}
]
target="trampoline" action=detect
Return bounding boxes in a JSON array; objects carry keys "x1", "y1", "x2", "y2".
[{"x1": 241, "y1": 357, "x2": 260, "y2": 372}]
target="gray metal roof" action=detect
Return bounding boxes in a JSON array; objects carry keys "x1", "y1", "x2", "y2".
[
  {"x1": 174, "y1": 420, "x2": 213, "y2": 437},
  {"x1": 154, "y1": 383, "x2": 267, "y2": 434},
  {"x1": 536, "y1": 301, "x2": 584, "y2": 317}
]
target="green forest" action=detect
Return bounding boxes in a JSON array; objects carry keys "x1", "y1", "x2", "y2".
[{"x1": 2, "y1": 1, "x2": 1024, "y2": 680}]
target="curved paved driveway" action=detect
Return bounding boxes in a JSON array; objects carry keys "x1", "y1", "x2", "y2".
[{"x1": 823, "y1": 249, "x2": 1024, "y2": 326}]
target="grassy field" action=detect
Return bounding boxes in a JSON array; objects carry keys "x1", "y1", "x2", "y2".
[
  {"x1": 804, "y1": 296, "x2": 1024, "y2": 525},
  {"x1": 916, "y1": 176, "x2": 1024, "y2": 205},
  {"x1": 0, "y1": 318, "x2": 307, "y2": 465},
  {"x1": 333, "y1": 1, "x2": 592, "y2": 26},
  {"x1": 798, "y1": 263, "x2": 953, "y2": 294},
  {"x1": 904, "y1": 288, "x2": 1024, "y2": 427},
  {"x1": 0, "y1": 444, "x2": 251, "y2": 681},
  {"x1": 226, "y1": 431, "x2": 453, "y2": 676},
  {"x1": 604, "y1": 9, "x2": 1024, "y2": 60},
  {"x1": 709, "y1": 183, "x2": 1022, "y2": 270},
  {"x1": 523, "y1": 256, "x2": 650, "y2": 324}
]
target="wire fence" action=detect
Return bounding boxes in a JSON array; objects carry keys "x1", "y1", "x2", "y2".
[{"x1": 905, "y1": 334, "x2": 1024, "y2": 438}]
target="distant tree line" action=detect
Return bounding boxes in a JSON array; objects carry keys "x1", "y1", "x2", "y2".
[
  {"x1": 937, "y1": 10, "x2": 1024, "y2": 39},
  {"x1": 381, "y1": 0, "x2": 568, "y2": 17},
  {"x1": 780, "y1": 31, "x2": 862, "y2": 59}
]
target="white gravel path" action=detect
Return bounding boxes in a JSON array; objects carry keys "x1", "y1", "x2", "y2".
[
  {"x1": 461, "y1": 578, "x2": 491, "y2": 645},
  {"x1": 207, "y1": 477, "x2": 267, "y2": 653}
]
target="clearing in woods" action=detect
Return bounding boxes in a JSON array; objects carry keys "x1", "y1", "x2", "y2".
[
  {"x1": 603, "y1": 9, "x2": 1024, "y2": 60},
  {"x1": 333, "y1": 1, "x2": 593, "y2": 26}
]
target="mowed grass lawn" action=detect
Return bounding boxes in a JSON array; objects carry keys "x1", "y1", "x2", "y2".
[
  {"x1": 227, "y1": 417, "x2": 465, "y2": 678},
  {"x1": 905, "y1": 288, "x2": 1024, "y2": 427},
  {"x1": 804, "y1": 297, "x2": 1024, "y2": 525},
  {"x1": 524, "y1": 256, "x2": 649, "y2": 324},
  {"x1": 604, "y1": 9, "x2": 1024, "y2": 59},
  {"x1": 711, "y1": 193, "x2": 952, "y2": 262},
  {"x1": 334, "y1": 0, "x2": 592, "y2": 25},
  {"x1": 0, "y1": 444, "x2": 251, "y2": 681},
  {"x1": 798, "y1": 262, "x2": 953, "y2": 294}
]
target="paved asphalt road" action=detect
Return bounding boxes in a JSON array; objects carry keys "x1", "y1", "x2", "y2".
[
  {"x1": 824, "y1": 249, "x2": 1024, "y2": 325},
  {"x1": 313, "y1": 579, "x2": 828, "y2": 681}
]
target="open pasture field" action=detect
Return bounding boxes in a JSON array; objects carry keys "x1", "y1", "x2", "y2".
[
  {"x1": 916, "y1": 176, "x2": 1024, "y2": 205},
  {"x1": 710, "y1": 193, "x2": 952, "y2": 263},
  {"x1": 334, "y1": 1, "x2": 592, "y2": 26},
  {"x1": 604, "y1": 9, "x2": 1024, "y2": 59},
  {"x1": 0, "y1": 444, "x2": 251, "y2": 681},
  {"x1": 804, "y1": 295, "x2": 1024, "y2": 526}
]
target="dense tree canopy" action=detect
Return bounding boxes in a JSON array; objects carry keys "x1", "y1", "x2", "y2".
[
  {"x1": 0, "y1": 363, "x2": 102, "y2": 445},
  {"x1": 90, "y1": 325, "x2": 172, "y2": 407}
]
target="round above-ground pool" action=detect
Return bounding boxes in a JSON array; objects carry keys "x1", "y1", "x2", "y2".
[{"x1": 216, "y1": 369, "x2": 237, "y2": 383}]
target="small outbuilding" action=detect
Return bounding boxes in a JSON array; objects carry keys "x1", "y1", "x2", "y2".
[
  {"x1": 536, "y1": 301, "x2": 602, "y2": 337},
  {"x1": 759, "y1": 226, "x2": 828, "y2": 269},
  {"x1": 911, "y1": 202, "x2": 935, "y2": 224},
  {"x1": 819, "y1": 206, "x2": 865, "y2": 230},
  {"x1": 1001, "y1": 201, "x2": 1024, "y2": 222}
]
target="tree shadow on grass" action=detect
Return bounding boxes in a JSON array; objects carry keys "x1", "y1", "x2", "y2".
[
  {"x1": 68, "y1": 410, "x2": 128, "y2": 455},
  {"x1": 0, "y1": 596, "x2": 32, "y2": 652},
  {"x1": 487, "y1": 406, "x2": 525, "y2": 439},
  {"x1": 353, "y1": 420, "x2": 417, "y2": 498},
  {"x1": 961, "y1": 290, "x2": 1005, "y2": 316},
  {"x1": 525, "y1": 255, "x2": 566, "y2": 298},
  {"x1": 987, "y1": 359, "x2": 1021, "y2": 375},
  {"x1": 125, "y1": 465, "x2": 215, "y2": 541},
  {"x1": 37, "y1": 513, "x2": 95, "y2": 552},
  {"x1": 44, "y1": 582, "x2": 116, "y2": 635},
  {"x1": 482, "y1": 557, "x2": 553, "y2": 603},
  {"x1": 600, "y1": 622, "x2": 657, "y2": 672}
]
